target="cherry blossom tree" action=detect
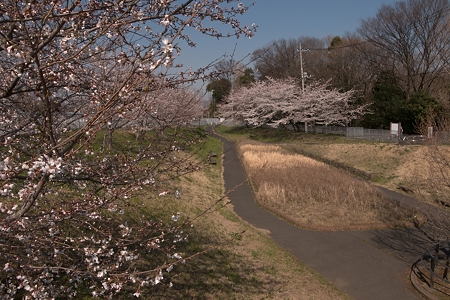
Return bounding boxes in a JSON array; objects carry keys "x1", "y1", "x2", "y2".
[
  {"x1": 0, "y1": 0, "x2": 255, "y2": 298},
  {"x1": 130, "y1": 85, "x2": 204, "y2": 140},
  {"x1": 221, "y1": 78, "x2": 368, "y2": 129}
]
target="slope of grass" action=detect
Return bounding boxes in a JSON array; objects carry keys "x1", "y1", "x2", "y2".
[
  {"x1": 80, "y1": 127, "x2": 351, "y2": 299},
  {"x1": 128, "y1": 128, "x2": 350, "y2": 299}
]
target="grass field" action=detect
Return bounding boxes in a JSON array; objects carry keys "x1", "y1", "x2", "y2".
[
  {"x1": 215, "y1": 126, "x2": 436, "y2": 200},
  {"x1": 213, "y1": 125, "x2": 450, "y2": 228},
  {"x1": 14, "y1": 124, "x2": 445, "y2": 299},
  {"x1": 95, "y1": 128, "x2": 351, "y2": 299},
  {"x1": 237, "y1": 140, "x2": 417, "y2": 229},
  {"x1": 207, "y1": 125, "x2": 450, "y2": 299}
]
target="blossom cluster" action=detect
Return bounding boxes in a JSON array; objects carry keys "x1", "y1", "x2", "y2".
[
  {"x1": 0, "y1": 0, "x2": 255, "y2": 298},
  {"x1": 221, "y1": 77, "x2": 368, "y2": 128},
  {"x1": 0, "y1": 204, "x2": 189, "y2": 298}
]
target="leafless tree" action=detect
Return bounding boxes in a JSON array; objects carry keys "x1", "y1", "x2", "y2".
[
  {"x1": 251, "y1": 37, "x2": 326, "y2": 81},
  {"x1": 357, "y1": 0, "x2": 450, "y2": 100},
  {"x1": 407, "y1": 113, "x2": 450, "y2": 244},
  {"x1": 325, "y1": 34, "x2": 375, "y2": 96}
]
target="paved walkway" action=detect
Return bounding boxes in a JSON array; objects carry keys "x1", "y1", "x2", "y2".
[{"x1": 210, "y1": 130, "x2": 435, "y2": 300}]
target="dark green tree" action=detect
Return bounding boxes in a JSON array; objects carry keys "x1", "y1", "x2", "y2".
[
  {"x1": 361, "y1": 71, "x2": 442, "y2": 133},
  {"x1": 360, "y1": 71, "x2": 405, "y2": 129},
  {"x1": 206, "y1": 78, "x2": 232, "y2": 103},
  {"x1": 206, "y1": 78, "x2": 232, "y2": 117},
  {"x1": 238, "y1": 68, "x2": 256, "y2": 87},
  {"x1": 328, "y1": 36, "x2": 342, "y2": 50},
  {"x1": 401, "y1": 91, "x2": 442, "y2": 134}
]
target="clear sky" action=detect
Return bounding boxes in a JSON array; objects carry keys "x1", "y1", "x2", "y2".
[{"x1": 175, "y1": 0, "x2": 400, "y2": 91}]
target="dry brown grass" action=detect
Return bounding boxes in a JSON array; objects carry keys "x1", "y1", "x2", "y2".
[
  {"x1": 141, "y1": 139, "x2": 350, "y2": 299},
  {"x1": 238, "y1": 141, "x2": 417, "y2": 229},
  {"x1": 285, "y1": 142, "x2": 426, "y2": 191},
  {"x1": 284, "y1": 141, "x2": 450, "y2": 208}
]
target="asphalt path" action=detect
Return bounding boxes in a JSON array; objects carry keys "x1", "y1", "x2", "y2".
[{"x1": 209, "y1": 129, "x2": 432, "y2": 300}]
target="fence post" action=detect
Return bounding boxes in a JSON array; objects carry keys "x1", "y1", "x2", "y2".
[
  {"x1": 444, "y1": 259, "x2": 449, "y2": 280},
  {"x1": 443, "y1": 243, "x2": 450, "y2": 280},
  {"x1": 431, "y1": 244, "x2": 440, "y2": 289}
]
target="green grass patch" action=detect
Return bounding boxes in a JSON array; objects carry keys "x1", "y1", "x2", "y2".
[
  {"x1": 4, "y1": 126, "x2": 352, "y2": 299},
  {"x1": 216, "y1": 125, "x2": 347, "y2": 144},
  {"x1": 218, "y1": 207, "x2": 241, "y2": 222}
]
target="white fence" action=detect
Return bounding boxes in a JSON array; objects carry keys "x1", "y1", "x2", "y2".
[
  {"x1": 190, "y1": 118, "x2": 223, "y2": 126},
  {"x1": 346, "y1": 127, "x2": 401, "y2": 143}
]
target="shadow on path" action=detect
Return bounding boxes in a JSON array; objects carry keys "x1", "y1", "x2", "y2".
[{"x1": 209, "y1": 128, "x2": 433, "y2": 300}]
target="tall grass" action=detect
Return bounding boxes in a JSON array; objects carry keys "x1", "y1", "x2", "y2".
[{"x1": 239, "y1": 142, "x2": 417, "y2": 229}]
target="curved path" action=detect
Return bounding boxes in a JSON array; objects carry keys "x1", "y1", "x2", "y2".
[{"x1": 210, "y1": 130, "x2": 431, "y2": 300}]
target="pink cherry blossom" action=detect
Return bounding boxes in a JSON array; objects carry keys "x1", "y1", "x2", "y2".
[
  {"x1": 0, "y1": 0, "x2": 256, "y2": 298},
  {"x1": 221, "y1": 77, "x2": 368, "y2": 128}
]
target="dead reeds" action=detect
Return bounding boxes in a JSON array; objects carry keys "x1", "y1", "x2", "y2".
[{"x1": 238, "y1": 141, "x2": 417, "y2": 229}]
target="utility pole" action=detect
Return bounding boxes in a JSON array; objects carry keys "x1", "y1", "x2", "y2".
[
  {"x1": 299, "y1": 43, "x2": 305, "y2": 93},
  {"x1": 299, "y1": 43, "x2": 307, "y2": 133}
]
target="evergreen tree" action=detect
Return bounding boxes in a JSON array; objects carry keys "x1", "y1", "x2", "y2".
[
  {"x1": 361, "y1": 71, "x2": 442, "y2": 133},
  {"x1": 238, "y1": 68, "x2": 256, "y2": 87},
  {"x1": 361, "y1": 71, "x2": 406, "y2": 130},
  {"x1": 206, "y1": 78, "x2": 232, "y2": 103}
]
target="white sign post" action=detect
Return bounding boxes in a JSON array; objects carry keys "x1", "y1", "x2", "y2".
[{"x1": 390, "y1": 122, "x2": 402, "y2": 145}]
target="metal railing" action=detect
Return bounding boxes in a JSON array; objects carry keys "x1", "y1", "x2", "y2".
[
  {"x1": 346, "y1": 127, "x2": 401, "y2": 143},
  {"x1": 420, "y1": 242, "x2": 450, "y2": 289}
]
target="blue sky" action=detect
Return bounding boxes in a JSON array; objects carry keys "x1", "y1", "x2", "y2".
[{"x1": 174, "y1": 0, "x2": 400, "y2": 91}]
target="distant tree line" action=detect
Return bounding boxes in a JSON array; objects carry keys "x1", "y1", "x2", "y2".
[{"x1": 213, "y1": 0, "x2": 450, "y2": 134}]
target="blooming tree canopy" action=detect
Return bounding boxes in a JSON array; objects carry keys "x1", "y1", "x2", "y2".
[
  {"x1": 0, "y1": 0, "x2": 255, "y2": 298},
  {"x1": 130, "y1": 85, "x2": 204, "y2": 139},
  {"x1": 221, "y1": 77, "x2": 368, "y2": 128},
  {"x1": 144, "y1": 86, "x2": 203, "y2": 126}
]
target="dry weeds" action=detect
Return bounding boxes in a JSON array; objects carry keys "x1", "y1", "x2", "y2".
[
  {"x1": 285, "y1": 141, "x2": 450, "y2": 207},
  {"x1": 143, "y1": 139, "x2": 349, "y2": 299},
  {"x1": 238, "y1": 141, "x2": 417, "y2": 229},
  {"x1": 285, "y1": 142, "x2": 427, "y2": 189}
]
